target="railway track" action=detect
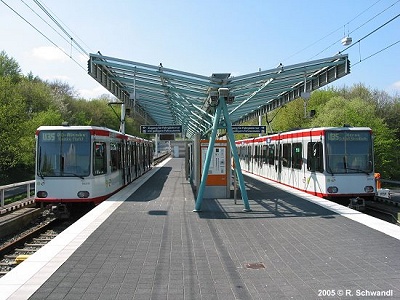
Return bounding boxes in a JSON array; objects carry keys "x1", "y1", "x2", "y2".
[
  {"x1": 153, "y1": 151, "x2": 171, "y2": 165},
  {"x1": 0, "y1": 206, "x2": 91, "y2": 278},
  {"x1": 0, "y1": 217, "x2": 60, "y2": 277},
  {"x1": 365, "y1": 205, "x2": 400, "y2": 225}
]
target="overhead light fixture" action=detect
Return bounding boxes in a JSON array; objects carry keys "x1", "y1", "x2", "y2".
[{"x1": 341, "y1": 36, "x2": 352, "y2": 46}]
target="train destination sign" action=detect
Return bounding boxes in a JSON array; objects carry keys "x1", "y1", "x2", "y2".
[
  {"x1": 40, "y1": 131, "x2": 90, "y2": 143},
  {"x1": 140, "y1": 125, "x2": 182, "y2": 134},
  {"x1": 326, "y1": 131, "x2": 369, "y2": 142},
  {"x1": 232, "y1": 125, "x2": 266, "y2": 134}
]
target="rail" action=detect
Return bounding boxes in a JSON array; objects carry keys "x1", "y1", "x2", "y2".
[
  {"x1": 0, "y1": 180, "x2": 35, "y2": 209},
  {"x1": 380, "y1": 179, "x2": 400, "y2": 186}
]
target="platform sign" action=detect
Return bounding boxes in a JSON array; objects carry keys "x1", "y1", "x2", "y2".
[
  {"x1": 232, "y1": 125, "x2": 266, "y2": 134},
  {"x1": 140, "y1": 125, "x2": 182, "y2": 134}
]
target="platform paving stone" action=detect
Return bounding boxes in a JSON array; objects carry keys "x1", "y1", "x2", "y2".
[{"x1": 29, "y1": 158, "x2": 400, "y2": 299}]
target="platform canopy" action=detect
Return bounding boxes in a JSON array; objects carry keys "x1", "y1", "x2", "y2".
[{"x1": 88, "y1": 53, "x2": 350, "y2": 138}]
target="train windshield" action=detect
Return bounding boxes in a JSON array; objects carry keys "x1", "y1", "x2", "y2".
[
  {"x1": 325, "y1": 130, "x2": 373, "y2": 174},
  {"x1": 37, "y1": 130, "x2": 91, "y2": 178}
]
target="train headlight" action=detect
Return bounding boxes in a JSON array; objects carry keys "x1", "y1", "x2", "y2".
[
  {"x1": 77, "y1": 191, "x2": 90, "y2": 198},
  {"x1": 364, "y1": 186, "x2": 374, "y2": 193},
  {"x1": 36, "y1": 191, "x2": 48, "y2": 198},
  {"x1": 327, "y1": 186, "x2": 338, "y2": 194}
]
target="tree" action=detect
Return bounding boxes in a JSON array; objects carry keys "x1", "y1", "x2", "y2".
[
  {"x1": 0, "y1": 50, "x2": 21, "y2": 81},
  {"x1": 0, "y1": 77, "x2": 27, "y2": 182},
  {"x1": 267, "y1": 98, "x2": 305, "y2": 132},
  {"x1": 17, "y1": 77, "x2": 55, "y2": 118}
]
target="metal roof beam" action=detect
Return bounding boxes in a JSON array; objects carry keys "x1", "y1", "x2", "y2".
[{"x1": 89, "y1": 53, "x2": 349, "y2": 137}]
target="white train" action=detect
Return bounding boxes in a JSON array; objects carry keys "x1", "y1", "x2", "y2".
[
  {"x1": 35, "y1": 125, "x2": 153, "y2": 207},
  {"x1": 235, "y1": 127, "x2": 376, "y2": 201}
]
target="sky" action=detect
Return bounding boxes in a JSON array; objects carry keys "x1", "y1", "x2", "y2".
[{"x1": 1, "y1": 0, "x2": 399, "y2": 99}]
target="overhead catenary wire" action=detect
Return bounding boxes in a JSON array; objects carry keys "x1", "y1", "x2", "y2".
[
  {"x1": 282, "y1": 0, "x2": 385, "y2": 64},
  {"x1": 32, "y1": 0, "x2": 90, "y2": 57},
  {"x1": 19, "y1": 0, "x2": 88, "y2": 58},
  {"x1": 1, "y1": 0, "x2": 87, "y2": 73},
  {"x1": 352, "y1": 39, "x2": 400, "y2": 66},
  {"x1": 312, "y1": 2, "x2": 400, "y2": 60},
  {"x1": 339, "y1": 12, "x2": 400, "y2": 54},
  {"x1": 36, "y1": 0, "x2": 93, "y2": 54},
  {"x1": 2, "y1": 0, "x2": 399, "y2": 86}
]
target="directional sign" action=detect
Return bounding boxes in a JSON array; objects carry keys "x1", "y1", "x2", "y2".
[
  {"x1": 140, "y1": 125, "x2": 182, "y2": 134},
  {"x1": 232, "y1": 125, "x2": 266, "y2": 134}
]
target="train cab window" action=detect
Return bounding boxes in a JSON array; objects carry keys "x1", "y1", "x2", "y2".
[
  {"x1": 325, "y1": 130, "x2": 373, "y2": 174},
  {"x1": 93, "y1": 142, "x2": 107, "y2": 175},
  {"x1": 292, "y1": 143, "x2": 302, "y2": 169},
  {"x1": 307, "y1": 142, "x2": 323, "y2": 172},
  {"x1": 37, "y1": 130, "x2": 91, "y2": 178},
  {"x1": 282, "y1": 143, "x2": 291, "y2": 168}
]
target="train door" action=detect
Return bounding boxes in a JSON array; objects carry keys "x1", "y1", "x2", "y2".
[
  {"x1": 276, "y1": 141, "x2": 282, "y2": 182},
  {"x1": 266, "y1": 144, "x2": 274, "y2": 179},
  {"x1": 246, "y1": 145, "x2": 250, "y2": 172},
  {"x1": 138, "y1": 143, "x2": 144, "y2": 175},
  {"x1": 252, "y1": 141, "x2": 256, "y2": 174},
  {"x1": 121, "y1": 141, "x2": 126, "y2": 185},
  {"x1": 259, "y1": 144, "x2": 263, "y2": 172},
  {"x1": 306, "y1": 141, "x2": 324, "y2": 194},
  {"x1": 126, "y1": 142, "x2": 132, "y2": 183},
  {"x1": 133, "y1": 142, "x2": 138, "y2": 178},
  {"x1": 254, "y1": 145, "x2": 259, "y2": 174},
  {"x1": 141, "y1": 143, "x2": 146, "y2": 174}
]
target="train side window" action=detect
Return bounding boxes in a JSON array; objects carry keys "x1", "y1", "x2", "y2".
[
  {"x1": 93, "y1": 142, "x2": 107, "y2": 175},
  {"x1": 307, "y1": 142, "x2": 323, "y2": 172},
  {"x1": 133, "y1": 143, "x2": 137, "y2": 167},
  {"x1": 262, "y1": 145, "x2": 267, "y2": 164},
  {"x1": 282, "y1": 143, "x2": 291, "y2": 168},
  {"x1": 292, "y1": 143, "x2": 302, "y2": 169},
  {"x1": 110, "y1": 143, "x2": 120, "y2": 172},
  {"x1": 127, "y1": 144, "x2": 132, "y2": 167},
  {"x1": 255, "y1": 145, "x2": 259, "y2": 163},
  {"x1": 268, "y1": 145, "x2": 275, "y2": 165},
  {"x1": 118, "y1": 143, "x2": 122, "y2": 169}
]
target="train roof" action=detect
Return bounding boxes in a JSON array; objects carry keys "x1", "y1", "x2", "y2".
[
  {"x1": 36, "y1": 125, "x2": 152, "y2": 143},
  {"x1": 37, "y1": 125, "x2": 114, "y2": 131},
  {"x1": 235, "y1": 126, "x2": 372, "y2": 143}
]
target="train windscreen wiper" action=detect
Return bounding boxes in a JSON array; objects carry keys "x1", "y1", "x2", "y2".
[
  {"x1": 344, "y1": 167, "x2": 370, "y2": 175},
  {"x1": 61, "y1": 172, "x2": 85, "y2": 180}
]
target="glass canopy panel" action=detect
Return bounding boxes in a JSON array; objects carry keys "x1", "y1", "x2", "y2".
[{"x1": 88, "y1": 53, "x2": 350, "y2": 138}]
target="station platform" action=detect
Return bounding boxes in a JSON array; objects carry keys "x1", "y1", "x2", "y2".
[{"x1": 1, "y1": 158, "x2": 400, "y2": 299}]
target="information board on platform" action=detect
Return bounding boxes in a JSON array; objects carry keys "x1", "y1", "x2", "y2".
[
  {"x1": 200, "y1": 140, "x2": 228, "y2": 186},
  {"x1": 140, "y1": 125, "x2": 182, "y2": 134},
  {"x1": 232, "y1": 125, "x2": 266, "y2": 134}
]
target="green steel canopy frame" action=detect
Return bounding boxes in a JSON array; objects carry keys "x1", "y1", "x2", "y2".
[
  {"x1": 88, "y1": 53, "x2": 350, "y2": 139},
  {"x1": 88, "y1": 53, "x2": 350, "y2": 211}
]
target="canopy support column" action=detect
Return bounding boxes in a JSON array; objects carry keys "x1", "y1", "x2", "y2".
[
  {"x1": 194, "y1": 90, "x2": 251, "y2": 212},
  {"x1": 221, "y1": 95, "x2": 251, "y2": 212}
]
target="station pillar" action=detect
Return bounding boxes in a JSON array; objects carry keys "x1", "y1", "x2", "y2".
[{"x1": 193, "y1": 89, "x2": 251, "y2": 212}]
